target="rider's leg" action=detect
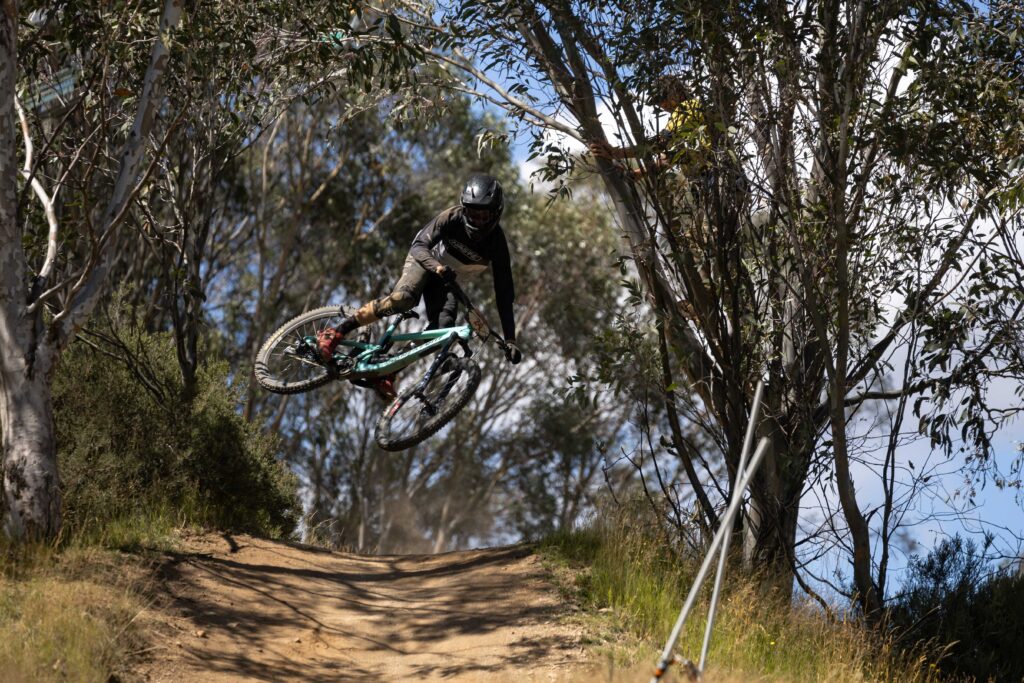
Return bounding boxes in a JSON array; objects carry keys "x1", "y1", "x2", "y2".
[
  {"x1": 357, "y1": 255, "x2": 430, "y2": 322},
  {"x1": 318, "y1": 255, "x2": 430, "y2": 359},
  {"x1": 437, "y1": 290, "x2": 459, "y2": 328},
  {"x1": 422, "y1": 279, "x2": 459, "y2": 330},
  {"x1": 422, "y1": 279, "x2": 445, "y2": 330},
  {"x1": 422, "y1": 281, "x2": 460, "y2": 375}
]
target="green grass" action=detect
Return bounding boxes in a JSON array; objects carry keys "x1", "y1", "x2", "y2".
[
  {"x1": 63, "y1": 497, "x2": 204, "y2": 553},
  {"x1": 539, "y1": 516, "x2": 949, "y2": 682}
]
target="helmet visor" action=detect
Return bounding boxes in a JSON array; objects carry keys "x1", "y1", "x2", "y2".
[{"x1": 464, "y1": 206, "x2": 497, "y2": 230}]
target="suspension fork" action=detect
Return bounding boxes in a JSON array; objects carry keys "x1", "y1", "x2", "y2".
[{"x1": 410, "y1": 336, "x2": 457, "y2": 414}]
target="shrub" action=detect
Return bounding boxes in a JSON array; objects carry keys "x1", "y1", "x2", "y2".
[
  {"x1": 53, "y1": 326, "x2": 299, "y2": 541},
  {"x1": 889, "y1": 535, "x2": 1024, "y2": 682}
]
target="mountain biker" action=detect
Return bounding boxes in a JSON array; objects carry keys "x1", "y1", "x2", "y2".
[{"x1": 317, "y1": 173, "x2": 523, "y2": 397}]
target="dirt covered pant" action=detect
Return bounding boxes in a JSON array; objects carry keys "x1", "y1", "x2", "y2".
[{"x1": 353, "y1": 255, "x2": 459, "y2": 329}]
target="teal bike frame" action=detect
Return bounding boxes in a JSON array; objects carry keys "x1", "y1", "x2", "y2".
[
  {"x1": 316, "y1": 282, "x2": 506, "y2": 400},
  {"x1": 333, "y1": 318, "x2": 474, "y2": 381}
]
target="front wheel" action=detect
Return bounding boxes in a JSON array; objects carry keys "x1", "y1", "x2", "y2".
[
  {"x1": 254, "y1": 306, "x2": 349, "y2": 394},
  {"x1": 374, "y1": 357, "x2": 481, "y2": 451}
]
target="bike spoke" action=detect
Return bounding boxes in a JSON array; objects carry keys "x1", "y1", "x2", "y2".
[
  {"x1": 264, "y1": 328, "x2": 331, "y2": 387},
  {"x1": 256, "y1": 306, "x2": 357, "y2": 395},
  {"x1": 381, "y1": 363, "x2": 474, "y2": 446}
]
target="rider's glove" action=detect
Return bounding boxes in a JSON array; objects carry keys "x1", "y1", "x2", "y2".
[
  {"x1": 504, "y1": 341, "x2": 522, "y2": 365},
  {"x1": 435, "y1": 265, "x2": 457, "y2": 283}
]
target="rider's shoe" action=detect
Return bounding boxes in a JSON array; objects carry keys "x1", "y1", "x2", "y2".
[
  {"x1": 371, "y1": 374, "x2": 398, "y2": 402},
  {"x1": 316, "y1": 316, "x2": 359, "y2": 362},
  {"x1": 316, "y1": 327, "x2": 345, "y2": 362}
]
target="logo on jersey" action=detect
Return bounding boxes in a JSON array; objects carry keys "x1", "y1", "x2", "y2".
[{"x1": 445, "y1": 238, "x2": 484, "y2": 263}]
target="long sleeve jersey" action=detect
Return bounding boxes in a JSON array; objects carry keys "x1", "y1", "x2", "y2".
[{"x1": 409, "y1": 206, "x2": 516, "y2": 340}]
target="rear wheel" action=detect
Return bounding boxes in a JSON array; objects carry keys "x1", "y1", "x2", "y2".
[
  {"x1": 374, "y1": 357, "x2": 481, "y2": 451},
  {"x1": 254, "y1": 306, "x2": 350, "y2": 394}
]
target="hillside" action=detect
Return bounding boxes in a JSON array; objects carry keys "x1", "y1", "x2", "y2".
[{"x1": 134, "y1": 533, "x2": 589, "y2": 681}]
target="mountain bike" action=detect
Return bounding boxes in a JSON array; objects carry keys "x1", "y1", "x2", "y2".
[{"x1": 254, "y1": 282, "x2": 514, "y2": 451}]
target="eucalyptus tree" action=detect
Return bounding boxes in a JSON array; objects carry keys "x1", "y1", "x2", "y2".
[
  {"x1": 235, "y1": 96, "x2": 631, "y2": 551},
  {"x1": 0, "y1": 0, "x2": 417, "y2": 539},
  {"x1": 1, "y1": 0, "x2": 183, "y2": 539},
  {"x1": 355, "y1": 0, "x2": 1024, "y2": 611},
  {"x1": 104, "y1": 2, "x2": 420, "y2": 398}
]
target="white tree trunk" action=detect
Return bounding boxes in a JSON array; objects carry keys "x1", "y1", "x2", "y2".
[
  {"x1": 1, "y1": 24, "x2": 60, "y2": 532},
  {"x1": 0, "y1": 356, "x2": 60, "y2": 539},
  {"x1": 432, "y1": 494, "x2": 452, "y2": 554},
  {"x1": 0, "y1": 0, "x2": 59, "y2": 538},
  {"x1": 0, "y1": 0, "x2": 182, "y2": 540}
]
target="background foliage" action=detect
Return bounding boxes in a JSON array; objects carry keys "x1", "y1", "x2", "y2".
[
  {"x1": 54, "y1": 304, "x2": 299, "y2": 539},
  {"x1": 1, "y1": 0, "x2": 1022, "y2": 679}
]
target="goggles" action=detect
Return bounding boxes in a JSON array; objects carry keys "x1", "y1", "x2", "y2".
[{"x1": 464, "y1": 206, "x2": 496, "y2": 228}]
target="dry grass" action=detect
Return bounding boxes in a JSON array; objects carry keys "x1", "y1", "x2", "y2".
[
  {"x1": 539, "y1": 516, "x2": 949, "y2": 683},
  {"x1": 0, "y1": 548, "x2": 145, "y2": 682},
  {"x1": 0, "y1": 511, "x2": 185, "y2": 683}
]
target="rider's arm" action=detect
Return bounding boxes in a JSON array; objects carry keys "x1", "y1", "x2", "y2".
[
  {"x1": 491, "y1": 231, "x2": 516, "y2": 341},
  {"x1": 409, "y1": 208, "x2": 456, "y2": 273}
]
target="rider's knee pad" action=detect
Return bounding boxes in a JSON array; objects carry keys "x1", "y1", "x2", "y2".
[{"x1": 378, "y1": 289, "x2": 416, "y2": 316}]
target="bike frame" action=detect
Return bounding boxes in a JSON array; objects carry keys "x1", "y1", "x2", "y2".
[{"x1": 334, "y1": 320, "x2": 474, "y2": 380}]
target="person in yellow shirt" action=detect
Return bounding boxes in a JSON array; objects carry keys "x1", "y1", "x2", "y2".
[
  {"x1": 590, "y1": 75, "x2": 711, "y2": 180},
  {"x1": 591, "y1": 75, "x2": 715, "y2": 325}
]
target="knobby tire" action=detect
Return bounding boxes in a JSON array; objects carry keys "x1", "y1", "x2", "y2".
[{"x1": 374, "y1": 357, "x2": 481, "y2": 451}]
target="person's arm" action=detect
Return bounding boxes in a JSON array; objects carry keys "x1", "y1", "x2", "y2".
[
  {"x1": 491, "y1": 231, "x2": 516, "y2": 341},
  {"x1": 589, "y1": 136, "x2": 674, "y2": 181},
  {"x1": 589, "y1": 140, "x2": 635, "y2": 160},
  {"x1": 589, "y1": 131, "x2": 671, "y2": 161},
  {"x1": 409, "y1": 208, "x2": 455, "y2": 273}
]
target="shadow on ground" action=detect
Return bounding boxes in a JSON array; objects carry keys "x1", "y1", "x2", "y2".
[{"x1": 140, "y1": 534, "x2": 582, "y2": 681}]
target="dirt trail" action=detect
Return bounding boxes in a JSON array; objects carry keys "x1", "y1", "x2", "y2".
[{"x1": 136, "y1": 533, "x2": 587, "y2": 681}]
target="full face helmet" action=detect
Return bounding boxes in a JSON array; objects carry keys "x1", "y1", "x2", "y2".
[{"x1": 460, "y1": 173, "x2": 504, "y2": 240}]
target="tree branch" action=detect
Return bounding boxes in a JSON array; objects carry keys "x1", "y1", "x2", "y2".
[
  {"x1": 48, "y1": 0, "x2": 184, "y2": 349},
  {"x1": 14, "y1": 97, "x2": 59, "y2": 292}
]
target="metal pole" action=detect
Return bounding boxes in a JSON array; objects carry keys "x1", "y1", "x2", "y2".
[
  {"x1": 698, "y1": 380, "x2": 765, "y2": 670},
  {"x1": 650, "y1": 437, "x2": 770, "y2": 683}
]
